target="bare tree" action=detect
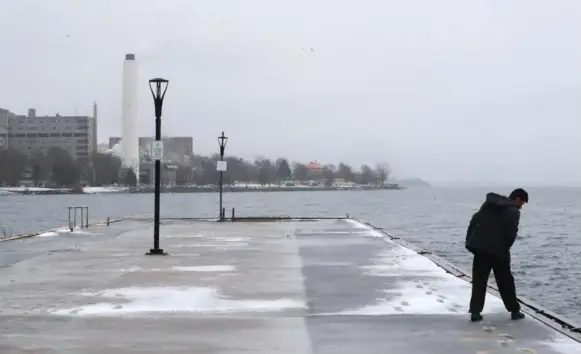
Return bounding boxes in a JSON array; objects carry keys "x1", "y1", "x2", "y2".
[
  {"x1": 375, "y1": 163, "x2": 392, "y2": 185},
  {"x1": 276, "y1": 158, "x2": 292, "y2": 182},
  {"x1": 337, "y1": 162, "x2": 355, "y2": 182},
  {"x1": 292, "y1": 162, "x2": 309, "y2": 181},
  {"x1": 0, "y1": 148, "x2": 28, "y2": 186},
  {"x1": 359, "y1": 164, "x2": 377, "y2": 185}
]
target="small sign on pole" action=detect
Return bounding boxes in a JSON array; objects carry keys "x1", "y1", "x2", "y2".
[
  {"x1": 151, "y1": 141, "x2": 164, "y2": 161},
  {"x1": 216, "y1": 160, "x2": 227, "y2": 171}
]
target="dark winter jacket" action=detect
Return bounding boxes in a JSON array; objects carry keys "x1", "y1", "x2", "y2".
[{"x1": 465, "y1": 192, "x2": 521, "y2": 260}]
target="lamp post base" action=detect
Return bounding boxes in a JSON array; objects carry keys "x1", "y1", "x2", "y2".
[{"x1": 146, "y1": 248, "x2": 168, "y2": 256}]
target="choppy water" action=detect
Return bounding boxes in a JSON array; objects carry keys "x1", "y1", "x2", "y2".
[{"x1": 1, "y1": 187, "x2": 580, "y2": 322}]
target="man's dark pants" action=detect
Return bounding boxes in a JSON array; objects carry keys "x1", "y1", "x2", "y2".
[{"x1": 469, "y1": 250, "x2": 520, "y2": 313}]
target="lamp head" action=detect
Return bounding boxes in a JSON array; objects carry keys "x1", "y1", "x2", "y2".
[
  {"x1": 148, "y1": 78, "x2": 169, "y2": 117},
  {"x1": 149, "y1": 78, "x2": 169, "y2": 100},
  {"x1": 218, "y1": 131, "x2": 228, "y2": 155}
]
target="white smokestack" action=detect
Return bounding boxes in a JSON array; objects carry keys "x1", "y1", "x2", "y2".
[{"x1": 121, "y1": 53, "x2": 139, "y2": 180}]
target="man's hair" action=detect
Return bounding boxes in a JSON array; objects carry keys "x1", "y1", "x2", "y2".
[{"x1": 509, "y1": 188, "x2": 529, "y2": 203}]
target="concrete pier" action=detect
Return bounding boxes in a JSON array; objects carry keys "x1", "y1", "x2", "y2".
[{"x1": 0, "y1": 218, "x2": 579, "y2": 353}]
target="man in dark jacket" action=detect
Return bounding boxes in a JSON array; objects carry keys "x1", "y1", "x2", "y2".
[{"x1": 465, "y1": 188, "x2": 528, "y2": 322}]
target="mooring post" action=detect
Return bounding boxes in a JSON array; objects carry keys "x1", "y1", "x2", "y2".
[
  {"x1": 80, "y1": 207, "x2": 84, "y2": 229},
  {"x1": 106, "y1": 217, "x2": 110, "y2": 226},
  {"x1": 73, "y1": 207, "x2": 77, "y2": 231},
  {"x1": 232, "y1": 207, "x2": 235, "y2": 221}
]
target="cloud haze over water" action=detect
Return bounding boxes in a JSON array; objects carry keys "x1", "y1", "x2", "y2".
[{"x1": 1, "y1": 0, "x2": 580, "y2": 186}]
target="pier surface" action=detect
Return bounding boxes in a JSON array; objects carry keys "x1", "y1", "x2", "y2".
[{"x1": 0, "y1": 218, "x2": 579, "y2": 353}]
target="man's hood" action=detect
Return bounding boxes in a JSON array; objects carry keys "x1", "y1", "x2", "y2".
[{"x1": 483, "y1": 192, "x2": 516, "y2": 208}]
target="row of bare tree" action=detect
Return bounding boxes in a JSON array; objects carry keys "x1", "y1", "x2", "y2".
[
  {"x1": 0, "y1": 147, "x2": 391, "y2": 188},
  {"x1": 177, "y1": 155, "x2": 391, "y2": 187}
]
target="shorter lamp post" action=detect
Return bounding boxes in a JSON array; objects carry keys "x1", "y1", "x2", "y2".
[
  {"x1": 217, "y1": 131, "x2": 228, "y2": 221},
  {"x1": 146, "y1": 78, "x2": 169, "y2": 256}
]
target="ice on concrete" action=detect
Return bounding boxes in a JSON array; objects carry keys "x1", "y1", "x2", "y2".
[
  {"x1": 50, "y1": 286, "x2": 304, "y2": 316},
  {"x1": 172, "y1": 265, "x2": 235, "y2": 272},
  {"x1": 174, "y1": 242, "x2": 248, "y2": 248},
  {"x1": 120, "y1": 267, "x2": 162, "y2": 272},
  {"x1": 165, "y1": 231, "x2": 249, "y2": 245},
  {"x1": 36, "y1": 228, "x2": 96, "y2": 238},
  {"x1": 345, "y1": 219, "x2": 384, "y2": 237},
  {"x1": 335, "y1": 219, "x2": 507, "y2": 316},
  {"x1": 541, "y1": 337, "x2": 581, "y2": 354},
  {"x1": 37, "y1": 231, "x2": 59, "y2": 238},
  {"x1": 214, "y1": 237, "x2": 249, "y2": 243},
  {"x1": 165, "y1": 232, "x2": 206, "y2": 238},
  {"x1": 1, "y1": 219, "x2": 580, "y2": 353},
  {"x1": 362, "y1": 246, "x2": 447, "y2": 277},
  {"x1": 333, "y1": 277, "x2": 506, "y2": 316},
  {"x1": 120, "y1": 265, "x2": 234, "y2": 273},
  {"x1": 169, "y1": 252, "x2": 202, "y2": 257}
]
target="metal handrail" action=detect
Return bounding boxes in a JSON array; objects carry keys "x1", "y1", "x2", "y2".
[{"x1": 68, "y1": 206, "x2": 89, "y2": 231}]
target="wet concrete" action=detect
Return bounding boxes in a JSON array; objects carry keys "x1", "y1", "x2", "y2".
[{"x1": 0, "y1": 219, "x2": 579, "y2": 353}]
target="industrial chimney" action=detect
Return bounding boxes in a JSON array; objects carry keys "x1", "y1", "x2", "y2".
[{"x1": 121, "y1": 53, "x2": 139, "y2": 179}]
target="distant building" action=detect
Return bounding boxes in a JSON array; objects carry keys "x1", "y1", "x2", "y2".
[
  {"x1": 0, "y1": 104, "x2": 98, "y2": 162},
  {"x1": 139, "y1": 162, "x2": 178, "y2": 185},
  {"x1": 0, "y1": 127, "x2": 7, "y2": 150},
  {"x1": 0, "y1": 109, "x2": 11, "y2": 150},
  {"x1": 108, "y1": 136, "x2": 193, "y2": 165},
  {"x1": 306, "y1": 161, "x2": 323, "y2": 170},
  {"x1": 97, "y1": 143, "x2": 110, "y2": 153}
]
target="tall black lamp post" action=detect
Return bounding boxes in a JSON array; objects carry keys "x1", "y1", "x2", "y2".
[
  {"x1": 217, "y1": 131, "x2": 228, "y2": 221},
  {"x1": 146, "y1": 78, "x2": 169, "y2": 255}
]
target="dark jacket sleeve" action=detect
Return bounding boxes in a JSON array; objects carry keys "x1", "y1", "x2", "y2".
[
  {"x1": 466, "y1": 212, "x2": 479, "y2": 243},
  {"x1": 504, "y1": 208, "x2": 520, "y2": 249}
]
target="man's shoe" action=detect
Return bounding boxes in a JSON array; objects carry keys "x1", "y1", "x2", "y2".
[
  {"x1": 511, "y1": 311, "x2": 525, "y2": 320},
  {"x1": 470, "y1": 313, "x2": 483, "y2": 322}
]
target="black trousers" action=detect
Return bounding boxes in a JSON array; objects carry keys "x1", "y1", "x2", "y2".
[{"x1": 469, "y1": 251, "x2": 520, "y2": 313}]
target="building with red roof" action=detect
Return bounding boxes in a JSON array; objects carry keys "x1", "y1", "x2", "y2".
[{"x1": 306, "y1": 161, "x2": 322, "y2": 170}]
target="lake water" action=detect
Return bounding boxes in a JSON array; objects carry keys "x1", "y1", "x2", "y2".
[{"x1": 1, "y1": 187, "x2": 580, "y2": 322}]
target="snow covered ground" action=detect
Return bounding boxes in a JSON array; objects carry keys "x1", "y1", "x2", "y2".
[
  {"x1": 0, "y1": 186, "x2": 127, "y2": 195},
  {"x1": 0, "y1": 187, "x2": 69, "y2": 196},
  {"x1": 36, "y1": 227, "x2": 95, "y2": 238},
  {"x1": 0, "y1": 181, "x2": 393, "y2": 196},
  {"x1": 82, "y1": 186, "x2": 128, "y2": 194}
]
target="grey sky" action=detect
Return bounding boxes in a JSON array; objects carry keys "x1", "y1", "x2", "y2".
[{"x1": 1, "y1": 1, "x2": 580, "y2": 186}]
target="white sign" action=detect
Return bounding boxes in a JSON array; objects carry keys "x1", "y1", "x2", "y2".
[
  {"x1": 216, "y1": 160, "x2": 227, "y2": 171},
  {"x1": 151, "y1": 141, "x2": 164, "y2": 160}
]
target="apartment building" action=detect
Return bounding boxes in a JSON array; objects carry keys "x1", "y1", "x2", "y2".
[
  {"x1": 0, "y1": 104, "x2": 98, "y2": 162},
  {"x1": 0, "y1": 109, "x2": 10, "y2": 150},
  {"x1": 0, "y1": 127, "x2": 7, "y2": 150}
]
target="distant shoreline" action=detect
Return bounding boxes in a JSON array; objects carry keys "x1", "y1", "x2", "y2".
[
  {"x1": 0, "y1": 184, "x2": 405, "y2": 196},
  {"x1": 129, "y1": 184, "x2": 404, "y2": 194}
]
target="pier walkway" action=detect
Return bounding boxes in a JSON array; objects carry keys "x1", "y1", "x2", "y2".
[{"x1": 0, "y1": 218, "x2": 580, "y2": 353}]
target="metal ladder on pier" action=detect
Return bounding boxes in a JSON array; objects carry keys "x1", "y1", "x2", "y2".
[{"x1": 68, "y1": 206, "x2": 89, "y2": 231}]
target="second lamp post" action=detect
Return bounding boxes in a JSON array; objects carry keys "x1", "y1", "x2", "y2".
[
  {"x1": 217, "y1": 132, "x2": 228, "y2": 221},
  {"x1": 147, "y1": 77, "x2": 169, "y2": 255}
]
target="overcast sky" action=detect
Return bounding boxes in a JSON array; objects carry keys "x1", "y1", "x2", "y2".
[{"x1": 1, "y1": 0, "x2": 580, "y2": 186}]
